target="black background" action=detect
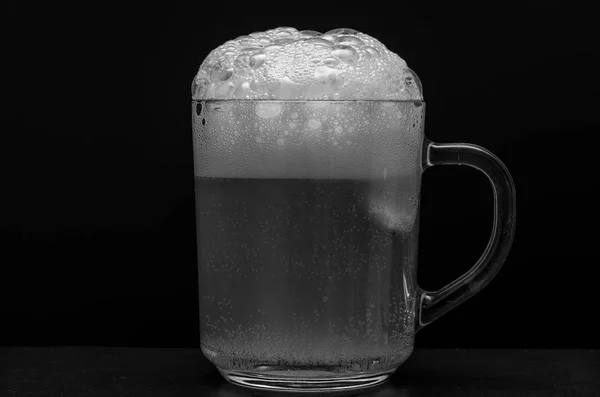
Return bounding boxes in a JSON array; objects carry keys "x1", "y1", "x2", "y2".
[{"x1": 2, "y1": 2, "x2": 599, "y2": 349}]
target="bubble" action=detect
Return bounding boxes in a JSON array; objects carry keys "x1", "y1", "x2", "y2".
[
  {"x1": 263, "y1": 44, "x2": 282, "y2": 53},
  {"x1": 325, "y1": 28, "x2": 359, "y2": 35},
  {"x1": 234, "y1": 81, "x2": 251, "y2": 97},
  {"x1": 335, "y1": 35, "x2": 364, "y2": 46},
  {"x1": 305, "y1": 38, "x2": 333, "y2": 47},
  {"x1": 215, "y1": 82, "x2": 234, "y2": 97},
  {"x1": 249, "y1": 53, "x2": 265, "y2": 69},
  {"x1": 255, "y1": 36, "x2": 271, "y2": 45},
  {"x1": 323, "y1": 57, "x2": 340, "y2": 67},
  {"x1": 209, "y1": 66, "x2": 233, "y2": 82},
  {"x1": 335, "y1": 126, "x2": 343, "y2": 134},
  {"x1": 255, "y1": 103, "x2": 282, "y2": 119},
  {"x1": 277, "y1": 138, "x2": 285, "y2": 146},
  {"x1": 331, "y1": 45, "x2": 358, "y2": 63},
  {"x1": 314, "y1": 65, "x2": 337, "y2": 79},
  {"x1": 299, "y1": 30, "x2": 321, "y2": 37},
  {"x1": 275, "y1": 30, "x2": 293, "y2": 39}
]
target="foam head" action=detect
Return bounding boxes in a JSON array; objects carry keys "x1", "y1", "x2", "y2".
[{"x1": 192, "y1": 27, "x2": 422, "y2": 100}]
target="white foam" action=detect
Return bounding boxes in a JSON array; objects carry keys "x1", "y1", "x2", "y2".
[{"x1": 192, "y1": 27, "x2": 422, "y2": 101}]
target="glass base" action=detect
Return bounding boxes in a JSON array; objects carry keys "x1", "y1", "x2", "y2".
[{"x1": 219, "y1": 368, "x2": 393, "y2": 392}]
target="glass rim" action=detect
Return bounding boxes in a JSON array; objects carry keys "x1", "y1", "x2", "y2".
[{"x1": 192, "y1": 99, "x2": 425, "y2": 103}]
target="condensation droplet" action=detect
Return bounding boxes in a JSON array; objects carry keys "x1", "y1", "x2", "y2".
[
  {"x1": 277, "y1": 138, "x2": 285, "y2": 146},
  {"x1": 308, "y1": 119, "x2": 322, "y2": 130},
  {"x1": 323, "y1": 57, "x2": 340, "y2": 67},
  {"x1": 335, "y1": 126, "x2": 343, "y2": 134}
]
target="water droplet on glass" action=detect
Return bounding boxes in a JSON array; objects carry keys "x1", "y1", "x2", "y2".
[
  {"x1": 308, "y1": 119, "x2": 322, "y2": 130},
  {"x1": 255, "y1": 102, "x2": 282, "y2": 119}
]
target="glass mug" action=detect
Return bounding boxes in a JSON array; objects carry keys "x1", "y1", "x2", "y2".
[{"x1": 192, "y1": 99, "x2": 516, "y2": 392}]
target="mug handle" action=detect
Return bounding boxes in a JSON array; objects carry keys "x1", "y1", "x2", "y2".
[{"x1": 415, "y1": 140, "x2": 517, "y2": 331}]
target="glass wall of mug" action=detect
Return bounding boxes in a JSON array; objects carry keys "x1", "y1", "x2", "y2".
[{"x1": 193, "y1": 100, "x2": 425, "y2": 391}]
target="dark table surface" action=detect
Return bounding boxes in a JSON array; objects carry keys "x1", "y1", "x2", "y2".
[{"x1": 0, "y1": 347, "x2": 598, "y2": 396}]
